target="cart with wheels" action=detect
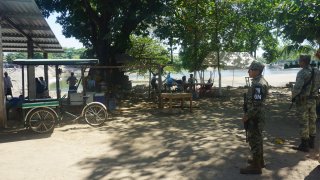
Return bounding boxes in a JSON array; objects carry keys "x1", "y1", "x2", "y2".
[{"x1": 12, "y1": 59, "x2": 108, "y2": 133}]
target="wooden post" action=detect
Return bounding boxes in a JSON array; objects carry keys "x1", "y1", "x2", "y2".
[
  {"x1": 0, "y1": 18, "x2": 8, "y2": 127},
  {"x1": 22, "y1": 65, "x2": 25, "y2": 98},
  {"x1": 148, "y1": 70, "x2": 151, "y2": 98},
  {"x1": 27, "y1": 38, "x2": 36, "y2": 99},
  {"x1": 158, "y1": 65, "x2": 163, "y2": 108},
  {"x1": 158, "y1": 65, "x2": 163, "y2": 90},
  {"x1": 43, "y1": 52, "x2": 49, "y2": 88},
  {"x1": 81, "y1": 67, "x2": 85, "y2": 96},
  {"x1": 55, "y1": 65, "x2": 60, "y2": 99},
  {"x1": 43, "y1": 53, "x2": 49, "y2": 98}
]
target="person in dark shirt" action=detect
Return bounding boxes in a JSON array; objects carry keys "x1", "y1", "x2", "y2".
[
  {"x1": 66, "y1": 72, "x2": 78, "y2": 91},
  {"x1": 35, "y1": 78, "x2": 45, "y2": 98}
]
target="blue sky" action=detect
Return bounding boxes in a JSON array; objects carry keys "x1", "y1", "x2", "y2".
[{"x1": 46, "y1": 13, "x2": 84, "y2": 49}]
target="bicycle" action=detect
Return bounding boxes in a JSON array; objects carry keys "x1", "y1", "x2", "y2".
[
  {"x1": 24, "y1": 94, "x2": 108, "y2": 133},
  {"x1": 12, "y1": 58, "x2": 108, "y2": 134}
]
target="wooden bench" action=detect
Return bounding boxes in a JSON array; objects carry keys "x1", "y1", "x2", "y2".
[{"x1": 160, "y1": 93, "x2": 192, "y2": 112}]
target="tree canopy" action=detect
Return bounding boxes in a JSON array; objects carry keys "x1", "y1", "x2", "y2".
[
  {"x1": 126, "y1": 35, "x2": 171, "y2": 74},
  {"x1": 34, "y1": 0, "x2": 320, "y2": 88},
  {"x1": 36, "y1": 0, "x2": 171, "y2": 65},
  {"x1": 5, "y1": 48, "x2": 86, "y2": 62},
  {"x1": 276, "y1": 0, "x2": 320, "y2": 45}
]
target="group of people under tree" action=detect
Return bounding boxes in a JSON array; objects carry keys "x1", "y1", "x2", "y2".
[{"x1": 151, "y1": 72, "x2": 213, "y2": 95}]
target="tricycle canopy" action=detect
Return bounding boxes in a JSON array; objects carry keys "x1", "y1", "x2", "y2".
[
  {"x1": 13, "y1": 59, "x2": 98, "y2": 66},
  {"x1": 12, "y1": 59, "x2": 99, "y2": 100}
]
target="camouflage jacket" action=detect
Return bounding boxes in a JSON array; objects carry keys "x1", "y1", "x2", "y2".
[
  {"x1": 247, "y1": 75, "x2": 269, "y2": 119},
  {"x1": 292, "y1": 65, "x2": 319, "y2": 98}
]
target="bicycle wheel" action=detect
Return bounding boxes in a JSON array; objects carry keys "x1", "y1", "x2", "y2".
[
  {"x1": 83, "y1": 103, "x2": 107, "y2": 126},
  {"x1": 27, "y1": 107, "x2": 57, "y2": 133}
]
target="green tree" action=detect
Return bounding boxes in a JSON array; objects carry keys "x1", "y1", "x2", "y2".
[
  {"x1": 5, "y1": 48, "x2": 87, "y2": 62},
  {"x1": 126, "y1": 35, "x2": 171, "y2": 74},
  {"x1": 50, "y1": 48, "x2": 86, "y2": 59},
  {"x1": 276, "y1": 0, "x2": 320, "y2": 52},
  {"x1": 152, "y1": 1, "x2": 180, "y2": 63},
  {"x1": 235, "y1": 0, "x2": 277, "y2": 59},
  {"x1": 5, "y1": 52, "x2": 26, "y2": 63},
  {"x1": 4, "y1": 52, "x2": 43, "y2": 62},
  {"x1": 36, "y1": 0, "x2": 170, "y2": 86},
  {"x1": 153, "y1": 0, "x2": 279, "y2": 94},
  {"x1": 279, "y1": 43, "x2": 317, "y2": 61},
  {"x1": 261, "y1": 31, "x2": 280, "y2": 62}
]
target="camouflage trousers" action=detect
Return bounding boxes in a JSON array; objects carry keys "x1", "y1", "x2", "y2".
[
  {"x1": 248, "y1": 115, "x2": 265, "y2": 158},
  {"x1": 296, "y1": 99, "x2": 317, "y2": 139}
]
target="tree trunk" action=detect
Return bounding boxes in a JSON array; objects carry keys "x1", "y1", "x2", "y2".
[
  {"x1": 95, "y1": 39, "x2": 128, "y2": 91},
  {"x1": 217, "y1": 50, "x2": 222, "y2": 96}
]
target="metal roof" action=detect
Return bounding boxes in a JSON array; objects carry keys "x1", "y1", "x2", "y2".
[
  {"x1": 13, "y1": 59, "x2": 99, "y2": 65},
  {"x1": 0, "y1": 0, "x2": 63, "y2": 53}
]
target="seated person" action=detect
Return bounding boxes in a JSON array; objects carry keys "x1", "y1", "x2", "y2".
[
  {"x1": 182, "y1": 76, "x2": 187, "y2": 91},
  {"x1": 6, "y1": 95, "x2": 24, "y2": 109},
  {"x1": 205, "y1": 78, "x2": 213, "y2": 90},
  {"x1": 175, "y1": 76, "x2": 187, "y2": 92},
  {"x1": 165, "y1": 73, "x2": 176, "y2": 91},
  {"x1": 198, "y1": 79, "x2": 213, "y2": 96},
  {"x1": 6, "y1": 95, "x2": 24, "y2": 120}
]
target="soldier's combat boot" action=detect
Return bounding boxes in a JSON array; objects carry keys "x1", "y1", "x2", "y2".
[
  {"x1": 293, "y1": 138, "x2": 309, "y2": 152},
  {"x1": 309, "y1": 136, "x2": 315, "y2": 149},
  {"x1": 240, "y1": 157, "x2": 262, "y2": 174}
]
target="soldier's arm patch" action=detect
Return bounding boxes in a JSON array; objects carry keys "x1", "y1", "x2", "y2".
[{"x1": 253, "y1": 86, "x2": 263, "y2": 101}]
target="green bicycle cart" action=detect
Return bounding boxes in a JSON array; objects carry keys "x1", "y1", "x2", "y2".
[{"x1": 12, "y1": 59, "x2": 108, "y2": 133}]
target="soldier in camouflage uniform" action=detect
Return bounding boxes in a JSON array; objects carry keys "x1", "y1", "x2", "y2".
[
  {"x1": 292, "y1": 55, "x2": 320, "y2": 152},
  {"x1": 240, "y1": 61, "x2": 269, "y2": 174}
]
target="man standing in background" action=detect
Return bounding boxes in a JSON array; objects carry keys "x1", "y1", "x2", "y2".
[
  {"x1": 292, "y1": 55, "x2": 320, "y2": 152},
  {"x1": 39, "y1": 77, "x2": 49, "y2": 98},
  {"x1": 4, "y1": 72, "x2": 13, "y2": 100},
  {"x1": 66, "y1": 72, "x2": 78, "y2": 91}
]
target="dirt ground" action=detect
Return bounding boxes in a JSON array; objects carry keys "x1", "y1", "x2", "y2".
[{"x1": 0, "y1": 87, "x2": 319, "y2": 180}]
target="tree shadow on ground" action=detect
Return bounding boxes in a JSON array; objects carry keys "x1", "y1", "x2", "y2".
[
  {"x1": 0, "y1": 128, "x2": 52, "y2": 143},
  {"x1": 75, "y1": 88, "x2": 318, "y2": 180}
]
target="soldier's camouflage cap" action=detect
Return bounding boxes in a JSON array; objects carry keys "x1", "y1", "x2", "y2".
[{"x1": 249, "y1": 61, "x2": 265, "y2": 71}]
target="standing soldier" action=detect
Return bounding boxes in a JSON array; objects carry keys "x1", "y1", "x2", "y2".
[
  {"x1": 292, "y1": 55, "x2": 320, "y2": 152},
  {"x1": 240, "y1": 61, "x2": 269, "y2": 174}
]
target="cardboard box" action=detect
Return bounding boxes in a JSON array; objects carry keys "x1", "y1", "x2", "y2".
[
  {"x1": 69, "y1": 93, "x2": 84, "y2": 105},
  {"x1": 85, "y1": 92, "x2": 95, "y2": 103}
]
